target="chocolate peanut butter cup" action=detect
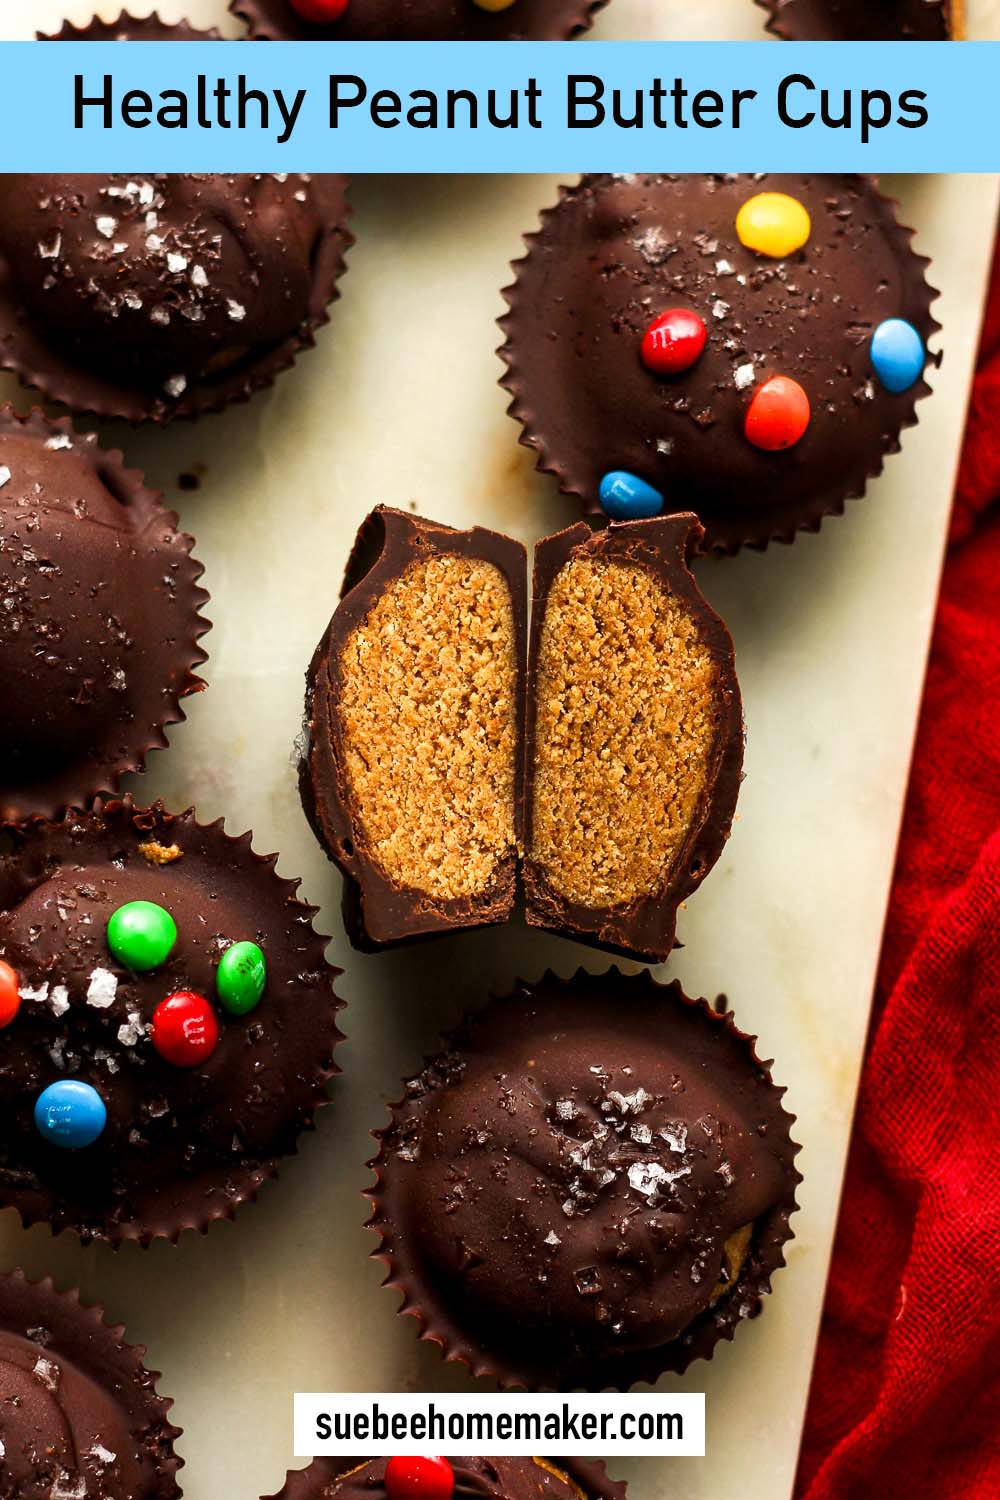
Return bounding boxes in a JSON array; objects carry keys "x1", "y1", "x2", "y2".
[
  {"x1": 300, "y1": 506, "x2": 741, "y2": 962},
  {"x1": 0, "y1": 1269, "x2": 182, "y2": 1500},
  {"x1": 500, "y1": 173, "x2": 939, "y2": 554},
  {"x1": 0, "y1": 799, "x2": 343, "y2": 1245},
  {"x1": 0, "y1": 405, "x2": 209, "y2": 824},
  {"x1": 41, "y1": 10, "x2": 221, "y2": 38},
  {"x1": 0, "y1": 160, "x2": 351, "y2": 423},
  {"x1": 267, "y1": 1458, "x2": 627, "y2": 1500},
  {"x1": 369, "y1": 968, "x2": 800, "y2": 1390},
  {"x1": 759, "y1": 0, "x2": 957, "y2": 38},
  {"x1": 232, "y1": 0, "x2": 608, "y2": 42}
]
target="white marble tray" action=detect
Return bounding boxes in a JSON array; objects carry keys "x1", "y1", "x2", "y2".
[{"x1": 1, "y1": 3, "x2": 998, "y2": 1499}]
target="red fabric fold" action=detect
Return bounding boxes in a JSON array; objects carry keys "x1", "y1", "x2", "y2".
[{"x1": 795, "y1": 226, "x2": 1000, "y2": 1500}]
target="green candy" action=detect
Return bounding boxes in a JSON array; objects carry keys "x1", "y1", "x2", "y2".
[
  {"x1": 216, "y1": 941, "x2": 267, "y2": 1015},
  {"x1": 107, "y1": 900, "x2": 177, "y2": 972}
]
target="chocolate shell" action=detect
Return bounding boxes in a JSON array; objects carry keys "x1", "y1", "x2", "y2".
[
  {"x1": 0, "y1": 800, "x2": 343, "y2": 1245},
  {"x1": 0, "y1": 405, "x2": 209, "y2": 824},
  {"x1": 523, "y1": 518, "x2": 742, "y2": 961},
  {"x1": 369, "y1": 968, "x2": 800, "y2": 1390},
  {"x1": 499, "y1": 173, "x2": 939, "y2": 554},
  {"x1": 300, "y1": 507, "x2": 741, "y2": 961},
  {"x1": 0, "y1": 167, "x2": 352, "y2": 424},
  {"x1": 759, "y1": 0, "x2": 955, "y2": 38},
  {"x1": 301, "y1": 507, "x2": 527, "y2": 950},
  {"x1": 232, "y1": 0, "x2": 608, "y2": 42},
  {"x1": 0, "y1": 1269, "x2": 182, "y2": 1499},
  {"x1": 266, "y1": 1459, "x2": 627, "y2": 1500}
]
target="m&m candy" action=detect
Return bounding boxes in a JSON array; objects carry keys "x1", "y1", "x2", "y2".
[
  {"x1": 385, "y1": 1458, "x2": 455, "y2": 1500},
  {"x1": 870, "y1": 318, "x2": 926, "y2": 394},
  {"x1": 216, "y1": 941, "x2": 267, "y2": 1016},
  {"x1": 288, "y1": 0, "x2": 350, "y2": 19},
  {"x1": 744, "y1": 376, "x2": 810, "y2": 451},
  {"x1": 107, "y1": 900, "x2": 177, "y2": 973},
  {"x1": 735, "y1": 193, "x2": 811, "y2": 259},
  {"x1": 640, "y1": 308, "x2": 707, "y2": 377},
  {"x1": 599, "y1": 470, "x2": 665, "y2": 520},
  {"x1": 151, "y1": 991, "x2": 219, "y2": 1069},
  {"x1": 472, "y1": 0, "x2": 517, "y2": 11},
  {"x1": 35, "y1": 1080, "x2": 107, "y2": 1149},
  {"x1": 0, "y1": 959, "x2": 20, "y2": 1029}
]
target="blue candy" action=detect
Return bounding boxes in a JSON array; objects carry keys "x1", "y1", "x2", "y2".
[
  {"x1": 34, "y1": 1080, "x2": 107, "y2": 1150},
  {"x1": 599, "y1": 470, "x2": 665, "y2": 520},
  {"x1": 870, "y1": 318, "x2": 926, "y2": 395}
]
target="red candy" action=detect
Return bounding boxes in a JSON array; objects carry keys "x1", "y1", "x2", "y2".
[
  {"x1": 151, "y1": 991, "x2": 219, "y2": 1069},
  {"x1": 0, "y1": 959, "x2": 20, "y2": 1029},
  {"x1": 288, "y1": 0, "x2": 350, "y2": 20},
  {"x1": 385, "y1": 1458, "x2": 455, "y2": 1500},
  {"x1": 744, "y1": 375, "x2": 810, "y2": 451},
  {"x1": 640, "y1": 307, "x2": 707, "y2": 377}
]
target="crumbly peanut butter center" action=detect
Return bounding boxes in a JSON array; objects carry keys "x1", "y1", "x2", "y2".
[
  {"x1": 530, "y1": 557, "x2": 719, "y2": 909},
  {"x1": 337, "y1": 554, "x2": 518, "y2": 901}
]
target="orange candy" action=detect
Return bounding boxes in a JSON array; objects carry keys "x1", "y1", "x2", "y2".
[
  {"x1": 744, "y1": 375, "x2": 811, "y2": 451},
  {"x1": 0, "y1": 959, "x2": 21, "y2": 1028}
]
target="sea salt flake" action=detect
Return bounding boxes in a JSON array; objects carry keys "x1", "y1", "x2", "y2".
[
  {"x1": 166, "y1": 252, "x2": 189, "y2": 273},
  {"x1": 163, "y1": 374, "x2": 187, "y2": 399},
  {"x1": 33, "y1": 1356, "x2": 59, "y2": 1391},
  {"x1": 87, "y1": 1445, "x2": 116, "y2": 1467},
  {"x1": 734, "y1": 363, "x2": 756, "y2": 391},
  {"x1": 50, "y1": 1475, "x2": 86, "y2": 1500},
  {"x1": 117, "y1": 1009, "x2": 146, "y2": 1047},
  {"x1": 190, "y1": 263, "x2": 208, "y2": 288},
  {"x1": 715, "y1": 258, "x2": 735, "y2": 275},
  {"x1": 0, "y1": 466, "x2": 10, "y2": 488},
  {"x1": 45, "y1": 434, "x2": 73, "y2": 450},
  {"x1": 150, "y1": 305, "x2": 170, "y2": 326},
  {"x1": 544, "y1": 1230, "x2": 562, "y2": 1247},
  {"x1": 554, "y1": 1098, "x2": 578, "y2": 1121},
  {"x1": 226, "y1": 299, "x2": 246, "y2": 322},
  {"x1": 38, "y1": 233, "x2": 62, "y2": 260},
  {"x1": 21, "y1": 982, "x2": 49, "y2": 1003},
  {"x1": 95, "y1": 215, "x2": 117, "y2": 239},
  {"x1": 659, "y1": 1122, "x2": 688, "y2": 1154},
  {"x1": 712, "y1": 299, "x2": 731, "y2": 320},
  {"x1": 629, "y1": 1161, "x2": 668, "y2": 1196},
  {"x1": 631, "y1": 1122, "x2": 653, "y2": 1144},
  {"x1": 50, "y1": 985, "x2": 69, "y2": 1017},
  {"x1": 86, "y1": 967, "x2": 118, "y2": 1008}
]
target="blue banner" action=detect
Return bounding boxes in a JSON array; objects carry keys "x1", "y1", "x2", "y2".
[{"x1": 1, "y1": 39, "x2": 996, "y2": 172}]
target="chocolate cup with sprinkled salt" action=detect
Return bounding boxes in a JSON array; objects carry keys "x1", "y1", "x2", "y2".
[
  {"x1": 0, "y1": 53, "x2": 351, "y2": 424},
  {"x1": 369, "y1": 968, "x2": 800, "y2": 1391},
  {"x1": 267, "y1": 1458, "x2": 627, "y2": 1500},
  {"x1": 0, "y1": 405, "x2": 209, "y2": 824},
  {"x1": 499, "y1": 173, "x2": 939, "y2": 554},
  {"x1": 757, "y1": 0, "x2": 957, "y2": 39},
  {"x1": 0, "y1": 799, "x2": 344, "y2": 1246},
  {"x1": 41, "y1": 9, "x2": 222, "y2": 38},
  {"x1": 232, "y1": 0, "x2": 608, "y2": 42},
  {"x1": 0, "y1": 1269, "x2": 182, "y2": 1499}
]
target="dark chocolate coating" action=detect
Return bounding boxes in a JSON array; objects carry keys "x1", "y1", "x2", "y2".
[
  {"x1": 0, "y1": 1270, "x2": 181, "y2": 1500},
  {"x1": 232, "y1": 0, "x2": 607, "y2": 42},
  {"x1": 760, "y1": 0, "x2": 952, "y2": 38},
  {"x1": 500, "y1": 173, "x2": 938, "y2": 553},
  {"x1": 41, "y1": 10, "x2": 221, "y2": 39},
  {"x1": 523, "y1": 515, "x2": 742, "y2": 963},
  {"x1": 0, "y1": 801, "x2": 343, "y2": 1245},
  {"x1": 0, "y1": 406, "x2": 209, "y2": 824},
  {"x1": 0, "y1": 169, "x2": 351, "y2": 423},
  {"x1": 369, "y1": 969, "x2": 800, "y2": 1390},
  {"x1": 301, "y1": 507, "x2": 528, "y2": 951},
  {"x1": 267, "y1": 1458, "x2": 625, "y2": 1500}
]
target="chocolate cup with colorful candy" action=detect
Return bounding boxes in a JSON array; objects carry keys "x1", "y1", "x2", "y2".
[
  {"x1": 232, "y1": 0, "x2": 608, "y2": 41},
  {"x1": 0, "y1": 158, "x2": 351, "y2": 423},
  {"x1": 759, "y1": 0, "x2": 958, "y2": 39},
  {"x1": 0, "y1": 800, "x2": 343, "y2": 1246},
  {"x1": 500, "y1": 173, "x2": 938, "y2": 554},
  {"x1": 369, "y1": 968, "x2": 800, "y2": 1390},
  {"x1": 0, "y1": 1269, "x2": 182, "y2": 1499},
  {"x1": 300, "y1": 506, "x2": 742, "y2": 963},
  {"x1": 267, "y1": 1458, "x2": 627, "y2": 1500},
  {"x1": 0, "y1": 405, "x2": 209, "y2": 824}
]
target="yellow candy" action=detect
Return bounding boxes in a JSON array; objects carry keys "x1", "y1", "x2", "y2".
[
  {"x1": 472, "y1": 0, "x2": 517, "y2": 9},
  {"x1": 735, "y1": 192, "x2": 811, "y2": 259}
]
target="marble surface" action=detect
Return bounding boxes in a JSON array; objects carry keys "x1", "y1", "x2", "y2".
[{"x1": 0, "y1": 3, "x2": 998, "y2": 1499}]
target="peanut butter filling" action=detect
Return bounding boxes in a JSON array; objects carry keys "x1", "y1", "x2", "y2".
[
  {"x1": 337, "y1": 555, "x2": 518, "y2": 902},
  {"x1": 530, "y1": 557, "x2": 719, "y2": 909}
]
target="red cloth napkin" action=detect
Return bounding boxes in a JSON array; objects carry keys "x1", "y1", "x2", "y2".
[{"x1": 794, "y1": 230, "x2": 1000, "y2": 1499}]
